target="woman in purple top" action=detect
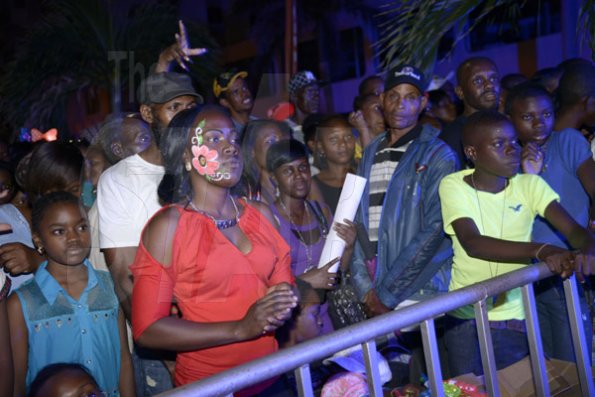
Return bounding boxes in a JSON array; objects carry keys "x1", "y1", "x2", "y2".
[{"x1": 267, "y1": 139, "x2": 356, "y2": 335}]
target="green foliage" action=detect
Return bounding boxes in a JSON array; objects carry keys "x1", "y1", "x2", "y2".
[
  {"x1": 0, "y1": 0, "x2": 218, "y2": 139},
  {"x1": 376, "y1": 0, "x2": 516, "y2": 74}
]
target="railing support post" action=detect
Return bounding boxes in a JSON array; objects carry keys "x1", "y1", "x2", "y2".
[
  {"x1": 474, "y1": 299, "x2": 500, "y2": 396},
  {"x1": 521, "y1": 283, "x2": 549, "y2": 397},
  {"x1": 563, "y1": 275, "x2": 595, "y2": 396},
  {"x1": 420, "y1": 318, "x2": 445, "y2": 396},
  {"x1": 295, "y1": 364, "x2": 314, "y2": 397},
  {"x1": 362, "y1": 339, "x2": 384, "y2": 397}
]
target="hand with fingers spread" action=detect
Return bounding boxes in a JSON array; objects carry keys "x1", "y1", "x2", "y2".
[
  {"x1": 156, "y1": 20, "x2": 208, "y2": 72},
  {"x1": 521, "y1": 142, "x2": 544, "y2": 175},
  {"x1": 0, "y1": 242, "x2": 44, "y2": 275},
  {"x1": 237, "y1": 282, "x2": 298, "y2": 339},
  {"x1": 298, "y1": 258, "x2": 340, "y2": 290}
]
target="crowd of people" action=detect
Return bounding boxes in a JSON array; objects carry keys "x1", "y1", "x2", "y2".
[{"x1": 0, "y1": 21, "x2": 595, "y2": 397}]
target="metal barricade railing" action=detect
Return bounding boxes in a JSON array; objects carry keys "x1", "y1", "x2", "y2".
[{"x1": 156, "y1": 263, "x2": 594, "y2": 397}]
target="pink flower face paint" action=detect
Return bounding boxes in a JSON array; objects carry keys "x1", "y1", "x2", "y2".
[{"x1": 190, "y1": 119, "x2": 231, "y2": 181}]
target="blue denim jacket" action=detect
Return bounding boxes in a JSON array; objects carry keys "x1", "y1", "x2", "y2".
[{"x1": 350, "y1": 124, "x2": 459, "y2": 308}]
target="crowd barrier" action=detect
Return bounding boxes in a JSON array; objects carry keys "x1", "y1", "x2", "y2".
[{"x1": 157, "y1": 263, "x2": 595, "y2": 397}]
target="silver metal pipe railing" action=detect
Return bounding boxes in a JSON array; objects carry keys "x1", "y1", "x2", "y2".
[{"x1": 157, "y1": 263, "x2": 594, "y2": 397}]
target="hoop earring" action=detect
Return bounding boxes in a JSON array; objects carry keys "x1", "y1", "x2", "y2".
[{"x1": 36, "y1": 246, "x2": 45, "y2": 255}]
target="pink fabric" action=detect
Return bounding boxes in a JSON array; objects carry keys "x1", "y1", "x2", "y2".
[{"x1": 321, "y1": 372, "x2": 368, "y2": 397}]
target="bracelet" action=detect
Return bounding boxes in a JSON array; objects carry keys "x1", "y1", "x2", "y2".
[{"x1": 535, "y1": 243, "x2": 551, "y2": 262}]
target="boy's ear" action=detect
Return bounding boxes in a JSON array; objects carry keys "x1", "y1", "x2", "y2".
[
  {"x1": 455, "y1": 85, "x2": 464, "y2": 101},
  {"x1": 464, "y1": 145, "x2": 477, "y2": 163},
  {"x1": 140, "y1": 104, "x2": 154, "y2": 124}
]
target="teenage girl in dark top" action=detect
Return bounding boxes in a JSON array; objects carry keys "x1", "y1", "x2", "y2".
[{"x1": 312, "y1": 115, "x2": 356, "y2": 213}]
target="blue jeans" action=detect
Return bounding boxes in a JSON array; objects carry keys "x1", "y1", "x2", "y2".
[
  {"x1": 132, "y1": 347, "x2": 174, "y2": 396},
  {"x1": 535, "y1": 276, "x2": 593, "y2": 362},
  {"x1": 443, "y1": 315, "x2": 529, "y2": 377}
]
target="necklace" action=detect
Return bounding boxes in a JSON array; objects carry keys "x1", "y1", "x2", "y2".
[
  {"x1": 278, "y1": 199, "x2": 318, "y2": 268},
  {"x1": 187, "y1": 195, "x2": 240, "y2": 230},
  {"x1": 471, "y1": 172, "x2": 507, "y2": 279}
]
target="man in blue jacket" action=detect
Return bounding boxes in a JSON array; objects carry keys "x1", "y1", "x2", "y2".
[{"x1": 351, "y1": 64, "x2": 459, "y2": 316}]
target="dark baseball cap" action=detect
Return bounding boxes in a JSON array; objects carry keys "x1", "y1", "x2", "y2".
[
  {"x1": 385, "y1": 64, "x2": 427, "y2": 93},
  {"x1": 137, "y1": 72, "x2": 203, "y2": 105}
]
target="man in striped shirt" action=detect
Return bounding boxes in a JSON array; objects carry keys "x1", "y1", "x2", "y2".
[{"x1": 351, "y1": 64, "x2": 459, "y2": 316}]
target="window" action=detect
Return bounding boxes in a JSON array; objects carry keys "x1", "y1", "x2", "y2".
[
  {"x1": 468, "y1": 0, "x2": 561, "y2": 52},
  {"x1": 329, "y1": 27, "x2": 366, "y2": 82},
  {"x1": 297, "y1": 27, "x2": 366, "y2": 83}
]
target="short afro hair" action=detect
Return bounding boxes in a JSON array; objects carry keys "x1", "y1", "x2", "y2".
[
  {"x1": 504, "y1": 83, "x2": 553, "y2": 115},
  {"x1": 557, "y1": 63, "x2": 595, "y2": 107},
  {"x1": 462, "y1": 110, "x2": 512, "y2": 147}
]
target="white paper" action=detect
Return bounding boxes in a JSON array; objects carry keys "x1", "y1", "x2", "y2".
[{"x1": 317, "y1": 173, "x2": 367, "y2": 272}]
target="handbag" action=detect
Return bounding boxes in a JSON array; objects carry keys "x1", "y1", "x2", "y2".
[
  {"x1": 307, "y1": 200, "x2": 367, "y2": 328},
  {"x1": 327, "y1": 271, "x2": 368, "y2": 329}
]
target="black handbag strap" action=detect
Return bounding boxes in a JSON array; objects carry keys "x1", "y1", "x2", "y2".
[{"x1": 306, "y1": 200, "x2": 329, "y2": 236}]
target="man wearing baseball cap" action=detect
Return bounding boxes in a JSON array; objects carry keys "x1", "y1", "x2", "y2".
[
  {"x1": 287, "y1": 70, "x2": 323, "y2": 143},
  {"x1": 98, "y1": 71, "x2": 202, "y2": 394},
  {"x1": 350, "y1": 64, "x2": 458, "y2": 316},
  {"x1": 138, "y1": 72, "x2": 203, "y2": 146},
  {"x1": 213, "y1": 69, "x2": 257, "y2": 133}
]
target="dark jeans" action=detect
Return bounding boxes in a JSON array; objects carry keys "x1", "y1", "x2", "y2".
[
  {"x1": 443, "y1": 315, "x2": 529, "y2": 377},
  {"x1": 132, "y1": 346, "x2": 174, "y2": 396},
  {"x1": 535, "y1": 276, "x2": 593, "y2": 363}
]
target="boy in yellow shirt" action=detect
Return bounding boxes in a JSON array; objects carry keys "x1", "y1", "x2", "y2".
[{"x1": 438, "y1": 110, "x2": 595, "y2": 376}]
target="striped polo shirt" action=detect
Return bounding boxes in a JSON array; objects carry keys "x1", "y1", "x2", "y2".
[{"x1": 368, "y1": 125, "x2": 421, "y2": 246}]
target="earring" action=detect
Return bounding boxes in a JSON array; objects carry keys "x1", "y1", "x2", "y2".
[
  {"x1": 275, "y1": 185, "x2": 280, "y2": 198},
  {"x1": 318, "y1": 151, "x2": 325, "y2": 158},
  {"x1": 36, "y1": 246, "x2": 45, "y2": 255},
  {"x1": 185, "y1": 162, "x2": 192, "y2": 172}
]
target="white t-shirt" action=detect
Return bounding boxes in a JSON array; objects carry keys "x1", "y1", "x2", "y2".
[
  {"x1": 88, "y1": 202, "x2": 107, "y2": 271},
  {"x1": 97, "y1": 154, "x2": 165, "y2": 249}
]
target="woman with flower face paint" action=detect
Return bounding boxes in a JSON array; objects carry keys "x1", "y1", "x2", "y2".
[{"x1": 130, "y1": 105, "x2": 298, "y2": 395}]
